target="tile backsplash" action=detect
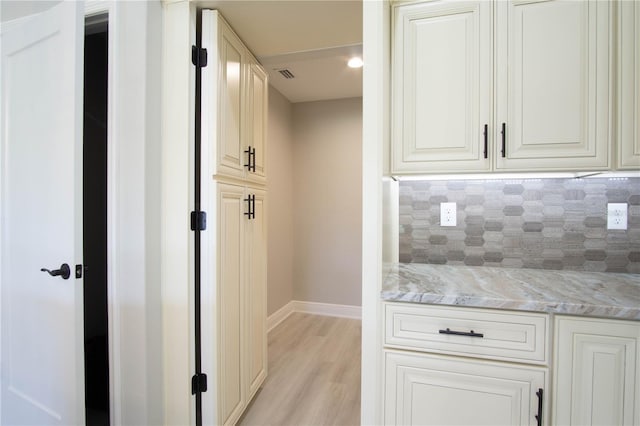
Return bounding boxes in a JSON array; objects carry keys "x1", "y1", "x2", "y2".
[{"x1": 399, "y1": 177, "x2": 640, "y2": 273}]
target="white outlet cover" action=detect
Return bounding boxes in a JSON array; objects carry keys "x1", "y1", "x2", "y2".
[
  {"x1": 607, "y1": 203, "x2": 628, "y2": 230},
  {"x1": 440, "y1": 202, "x2": 456, "y2": 227}
]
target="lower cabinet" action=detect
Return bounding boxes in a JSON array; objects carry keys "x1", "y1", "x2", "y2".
[
  {"x1": 553, "y1": 316, "x2": 640, "y2": 426},
  {"x1": 213, "y1": 182, "x2": 267, "y2": 426},
  {"x1": 383, "y1": 302, "x2": 640, "y2": 426},
  {"x1": 385, "y1": 351, "x2": 547, "y2": 426},
  {"x1": 383, "y1": 303, "x2": 549, "y2": 426}
]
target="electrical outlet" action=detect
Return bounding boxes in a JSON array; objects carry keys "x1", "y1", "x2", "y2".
[
  {"x1": 440, "y1": 202, "x2": 456, "y2": 227},
  {"x1": 607, "y1": 203, "x2": 628, "y2": 230}
]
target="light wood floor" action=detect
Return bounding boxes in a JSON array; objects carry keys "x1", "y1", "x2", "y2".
[{"x1": 238, "y1": 313, "x2": 361, "y2": 426}]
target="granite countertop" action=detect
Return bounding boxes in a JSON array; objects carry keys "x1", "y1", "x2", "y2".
[{"x1": 382, "y1": 263, "x2": 640, "y2": 320}]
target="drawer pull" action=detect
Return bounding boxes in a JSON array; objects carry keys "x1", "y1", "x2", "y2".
[{"x1": 438, "y1": 328, "x2": 484, "y2": 338}]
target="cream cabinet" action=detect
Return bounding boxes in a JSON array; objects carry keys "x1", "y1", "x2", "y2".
[
  {"x1": 245, "y1": 60, "x2": 268, "y2": 184},
  {"x1": 618, "y1": 0, "x2": 640, "y2": 170},
  {"x1": 201, "y1": 10, "x2": 268, "y2": 426},
  {"x1": 245, "y1": 188, "x2": 267, "y2": 401},
  {"x1": 553, "y1": 316, "x2": 640, "y2": 426},
  {"x1": 383, "y1": 303, "x2": 549, "y2": 425},
  {"x1": 391, "y1": 0, "x2": 613, "y2": 174},
  {"x1": 202, "y1": 10, "x2": 268, "y2": 184},
  {"x1": 385, "y1": 351, "x2": 547, "y2": 426},
  {"x1": 494, "y1": 0, "x2": 611, "y2": 171},
  {"x1": 214, "y1": 182, "x2": 267, "y2": 426},
  {"x1": 391, "y1": 1, "x2": 492, "y2": 173}
]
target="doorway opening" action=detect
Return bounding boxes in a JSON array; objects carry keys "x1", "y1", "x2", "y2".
[{"x1": 83, "y1": 14, "x2": 109, "y2": 426}]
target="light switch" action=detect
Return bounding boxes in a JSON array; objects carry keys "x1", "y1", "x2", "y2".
[
  {"x1": 607, "y1": 203, "x2": 627, "y2": 230},
  {"x1": 440, "y1": 202, "x2": 456, "y2": 227}
]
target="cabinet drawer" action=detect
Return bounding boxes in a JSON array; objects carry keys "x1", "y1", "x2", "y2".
[{"x1": 384, "y1": 303, "x2": 549, "y2": 364}]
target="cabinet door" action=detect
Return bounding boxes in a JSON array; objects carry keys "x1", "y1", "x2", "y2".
[
  {"x1": 554, "y1": 316, "x2": 640, "y2": 426},
  {"x1": 245, "y1": 188, "x2": 267, "y2": 400},
  {"x1": 216, "y1": 183, "x2": 246, "y2": 426},
  {"x1": 391, "y1": 1, "x2": 492, "y2": 173},
  {"x1": 618, "y1": 0, "x2": 640, "y2": 169},
  {"x1": 495, "y1": 0, "x2": 611, "y2": 171},
  {"x1": 246, "y1": 60, "x2": 268, "y2": 183},
  {"x1": 385, "y1": 351, "x2": 547, "y2": 426},
  {"x1": 215, "y1": 16, "x2": 248, "y2": 180}
]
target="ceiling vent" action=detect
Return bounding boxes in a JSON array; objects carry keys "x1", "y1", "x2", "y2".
[{"x1": 276, "y1": 68, "x2": 295, "y2": 79}]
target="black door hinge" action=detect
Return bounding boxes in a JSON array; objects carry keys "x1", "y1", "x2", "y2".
[
  {"x1": 192, "y1": 46, "x2": 208, "y2": 68},
  {"x1": 192, "y1": 373, "x2": 208, "y2": 395},
  {"x1": 191, "y1": 211, "x2": 207, "y2": 231}
]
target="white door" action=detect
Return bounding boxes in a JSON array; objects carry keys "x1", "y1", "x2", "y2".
[{"x1": 0, "y1": 2, "x2": 85, "y2": 424}]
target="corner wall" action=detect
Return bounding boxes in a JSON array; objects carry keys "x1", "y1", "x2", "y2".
[
  {"x1": 291, "y1": 97, "x2": 363, "y2": 307},
  {"x1": 267, "y1": 86, "x2": 295, "y2": 316}
]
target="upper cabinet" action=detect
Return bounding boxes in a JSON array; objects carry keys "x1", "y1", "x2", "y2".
[
  {"x1": 391, "y1": 0, "x2": 619, "y2": 174},
  {"x1": 392, "y1": 1, "x2": 492, "y2": 173},
  {"x1": 618, "y1": 0, "x2": 640, "y2": 169},
  {"x1": 202, "y1": 12, "x2": 268, "y2": 184},
  {"x1": 495, "y1": 0, "x2": 611, "y2": 171},
  {"x1": 246, "y1": 59, "x2": 268, "y2": 183}
]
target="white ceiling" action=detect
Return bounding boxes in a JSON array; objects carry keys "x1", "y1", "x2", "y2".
[{"x1": 201, "y1": 0, "x2": 363, "y2": 103}]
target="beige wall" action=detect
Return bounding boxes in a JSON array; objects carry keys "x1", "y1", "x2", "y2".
[
  {"x1": 292, "y1": 97, "x2": 363, "y2": 307},
  {"x1": 267, "y1": 92, "x2": 363, "y2": 313},
  {"x1": 266, "y1": 86, "x2": 295, "y2": 315}
]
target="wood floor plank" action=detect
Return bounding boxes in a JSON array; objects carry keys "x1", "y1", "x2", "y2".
[{"x1": 238, "y1": 313, "x2": 361, "y2": 426}]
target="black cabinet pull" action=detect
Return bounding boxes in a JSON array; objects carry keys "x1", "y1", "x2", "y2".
[
  {"x1": 535, "y1": 388, "x2": 543, "y2": 426},
  {"x1": 483, "y1": 124, "x2": 488, "y2": 159},
  {"x1": 500, "y1": 122, "x2": 506, "y2": 157},
  {"x1": 438, "y1": 328, "x2": 484, "y2": 338},
  {"x1": 40, "y1": 263, "x2": 71, "y2": 280},
  {"x1": 244, "y1": 146, "x2": 256, "y2": 172},
  {"x1": 244, "y1": 194, "x2": 255, "y2": 219}
]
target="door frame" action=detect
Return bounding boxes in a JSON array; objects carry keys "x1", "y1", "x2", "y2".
[
  {"x1": 83, "y1": 2, "x2": 164, "y2": 424},
  {"x1": 84, "y1": 2, "x2": 120, "y2": 423}
]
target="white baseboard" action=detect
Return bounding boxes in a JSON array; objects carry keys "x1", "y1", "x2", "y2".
[
  {"x1": 292, "y1": 301, "x2": 362, "y2": 319},
  {"x1": 267, "y1": 301, "x2": 295, "y2": 332},
  {"x1": 267, "y1": 300, "x2": 362, "y2": 332}
]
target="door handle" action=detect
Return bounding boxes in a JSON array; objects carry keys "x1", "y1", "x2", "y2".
[
  {"x1": 244, "y1": 146, "x2": 256, "y2": 172},
  {"x1": 501, "y1": 122, "x2": 506, "y2": 157},
  {"x1": 40, "y1": 263, "x2": 71, "y2": 280},
  {"x1": 244, "y1": 194, "x2": 255, "y2": 219},
  {"x1": 535, "y1": 388, "x2": 543, "y2": 426}
]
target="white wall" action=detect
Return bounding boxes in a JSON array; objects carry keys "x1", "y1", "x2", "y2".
[
  {"x1": 361, "y1": 1, "x2": 390, "y2": 423},
  {"x1": 266, "y1": 86, "x2": 295, "y2": 316},
  {"x1": 160, "y1": 2, "x2": 195, "y2": 424},
  {"x1": 109, "y1": 1, "x2": 164, "y2": 424},
  {"x1": 291, "y1": 97, "x2": 363, "y2": 307}
]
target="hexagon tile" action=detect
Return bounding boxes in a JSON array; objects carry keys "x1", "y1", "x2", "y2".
[{"x1": 399, "y1": 177, "x2": 640, "y2": 274}]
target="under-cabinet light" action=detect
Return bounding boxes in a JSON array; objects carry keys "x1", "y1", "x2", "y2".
[{"x1": 391, "y1": 171, "x2": 639, "y2": 181}]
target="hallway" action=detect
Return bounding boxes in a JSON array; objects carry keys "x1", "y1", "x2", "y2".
[{"x1": 239, "y1": 313, "x2": 361, "y2": 426}]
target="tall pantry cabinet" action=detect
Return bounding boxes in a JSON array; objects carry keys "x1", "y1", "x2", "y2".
[{"x1": 201, "y1": 10, "x2": 268, "y2": 426}]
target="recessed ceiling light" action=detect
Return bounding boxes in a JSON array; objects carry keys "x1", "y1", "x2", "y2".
[{"x1": 348, "y1": 57, "x2": 363, "y2": 68}]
